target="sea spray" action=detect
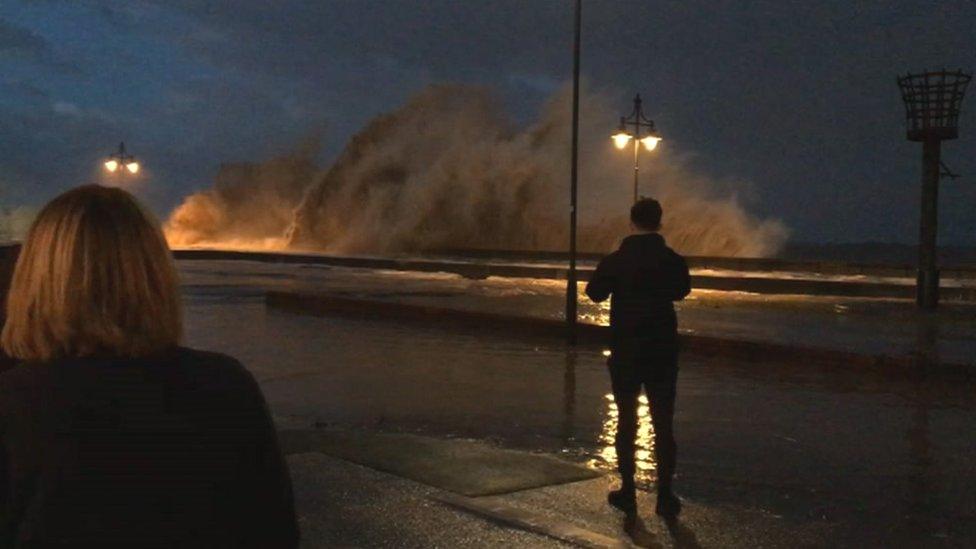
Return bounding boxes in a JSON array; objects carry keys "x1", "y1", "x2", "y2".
[
  {"x1": 0, "y1": 206, "x2": 35, "y2": 243},
  {"x1": 166, "y1": 84, "x2": 787, "y2": 256},
  {"x1": 165, "y1": 141, "x2": 318, "y2": 250}
]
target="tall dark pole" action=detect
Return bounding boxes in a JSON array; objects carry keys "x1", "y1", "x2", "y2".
[
  {"x1": 565, "y1": 0, "x2": 581, "y2": 345},
  {"x1": 917, "y1": 138, "x2": 941, "y2": 309},
  {"x1": 632, "y1": 138, "x2": 640, "y2": 203}
]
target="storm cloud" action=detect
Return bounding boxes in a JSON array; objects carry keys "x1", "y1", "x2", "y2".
[{"x1": 1, "y1": 1, "x2": 974, "y2": 244}]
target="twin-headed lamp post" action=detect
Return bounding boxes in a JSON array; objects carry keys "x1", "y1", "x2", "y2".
[
  {"x1": 612, "y1": 94, "x2": 662, "y2": 203},
  {"x1": 103, "y1": 142, "x2": 140, "y2": 175}
]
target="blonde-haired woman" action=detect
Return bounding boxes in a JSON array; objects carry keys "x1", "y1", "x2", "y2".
[{"x1": 0, "y1": 185, "x2": 298, "y2": 547}]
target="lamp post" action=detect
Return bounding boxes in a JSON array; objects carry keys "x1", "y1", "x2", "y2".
[
  {"x1": 612, "y1": 94, "x2": 661, "y2": 203},
  {"x1": 897, "y1": 69, "x2": 971, "y2": 309},
  {"x1": 565, "y1": 0, "x2": 581, "y2": 345},
  {"x1": 103, "y1": 142, "x2": 140, "y2": 176}
]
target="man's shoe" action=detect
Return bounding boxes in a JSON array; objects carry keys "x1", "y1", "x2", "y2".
[
  {"x1": 608, "y1": 488, "x2": 637, "y2": 514},
  {"x1": 655, "y1": 490, "x2": 682, "y2": 517}
]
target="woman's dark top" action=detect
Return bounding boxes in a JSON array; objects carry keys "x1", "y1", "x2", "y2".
[{"x1": 0, "y1": 347, "x2": 298, "y2": 548}]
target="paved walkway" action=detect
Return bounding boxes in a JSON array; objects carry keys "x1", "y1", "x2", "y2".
[
  {"x1": 178, "y1": 266, "x2": 976, "y2": 546},
  {"x1": 286, "y1": 439, "x2": 829, "y2": 548},
  {"x1": 289, "y1": 452, "x2": 566, "y2": 548}
]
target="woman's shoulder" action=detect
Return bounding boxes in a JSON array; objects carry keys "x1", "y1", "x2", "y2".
[
  {"x1": 0, "y1": 356, "x2": 56, "y2": 410},
  {"x1": 170, "y1": 346, "x2": 256, "y2": 384},
  {"x1": 169, "y1": 348, "x2": 266, "y2": 412},
  {"x1": 0, "y1": 354, "x2": 49, "y2": 385},
  {"x1": 168, "y1": 347, "x2": 251, "y2": 377},
  {"x1": 0, "y1": 347, "x2": 253, "y2": 389},
  {"x1": 0, "y1": 354, "x2": 22, "y2": 376},
  {"x1": 172, "y1": 346, "x2": 245, "y2": 369}
]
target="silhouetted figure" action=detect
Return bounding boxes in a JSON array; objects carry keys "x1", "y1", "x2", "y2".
[
  {"x1": 0, "y1": 186, "x2": 298, "y2": 547},
  {"x1": 586, "y1": 198, "x2": 690, "y2": 517}
]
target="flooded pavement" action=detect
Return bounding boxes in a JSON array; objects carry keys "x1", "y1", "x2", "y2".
[
  {"x1": 180, "y1": 263, "x2": 976, "y2": 546},
  {"x1": 179, "y1": 259, "x2": 976, "y2": 364}
]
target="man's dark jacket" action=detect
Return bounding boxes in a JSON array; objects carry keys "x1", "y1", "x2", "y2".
[
  {"x1": 0, "y1": 347, "x2": 299, "y2": 548},
  {"x1": 585, "y1": 233, "x2": 691, "y2": 346}
]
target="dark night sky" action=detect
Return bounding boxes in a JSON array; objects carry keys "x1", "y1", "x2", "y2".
[{"x1": 1, "y1": 0, "x2": 974, "y2": 244}]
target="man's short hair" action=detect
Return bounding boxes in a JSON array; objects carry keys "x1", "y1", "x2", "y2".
[{"x1": 630, "y1": 198, "x2": 662, "y2": 231}]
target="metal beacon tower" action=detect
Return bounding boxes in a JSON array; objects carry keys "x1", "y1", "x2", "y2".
[{"x1": 897, "y1": 69, "x2": 971, "y2": 309}]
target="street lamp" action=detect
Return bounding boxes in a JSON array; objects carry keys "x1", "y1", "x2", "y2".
[
  {"x1": 612, "y1": 94, "x2": 661, "y2": 203},
  {"x1": 104, "y1": 142, "x2": 140, "y2": 175}
]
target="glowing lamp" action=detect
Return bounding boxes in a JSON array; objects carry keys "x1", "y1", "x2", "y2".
[
  {"x1": 614, "y1": 95, "x2": 662, "y2": 203},
  {"x1": 641, "y1": 135, "x2": 661, "y2": 151},
  {"x1": 612, "y1": 131, "x2": 632, "y2": 149},
  {"x1": 102, "y1": 142, "x2": 140, "y2": 176}
]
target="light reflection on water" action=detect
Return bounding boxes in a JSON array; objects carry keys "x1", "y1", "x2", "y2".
[
  {"x1": 588, "y1": 392, "x2": 657, "y2": 485},
  {"x1": 579, "y1": 297, "x2": 610, "y2": 326}
]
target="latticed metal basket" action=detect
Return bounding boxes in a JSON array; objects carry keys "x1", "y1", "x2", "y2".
[{"x1": 897, "y1": 69, "x2": 971, "y2": 141}]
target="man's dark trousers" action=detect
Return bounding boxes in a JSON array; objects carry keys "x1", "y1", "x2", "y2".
[{"x1": 609, "y1": 338, "x2": 678, "y2": 491}]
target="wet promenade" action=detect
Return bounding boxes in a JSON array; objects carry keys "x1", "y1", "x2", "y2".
[
  {"x1": 180, "y1": 259, "x2": 976, "y2": 365},
  {"x1": 179, "y1": 260, "x2": 976, "y2": 546}
]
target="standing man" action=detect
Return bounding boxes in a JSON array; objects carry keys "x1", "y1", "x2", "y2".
[{"x1": 586, "y1": 198, "x2": 691, "y2": 517}]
